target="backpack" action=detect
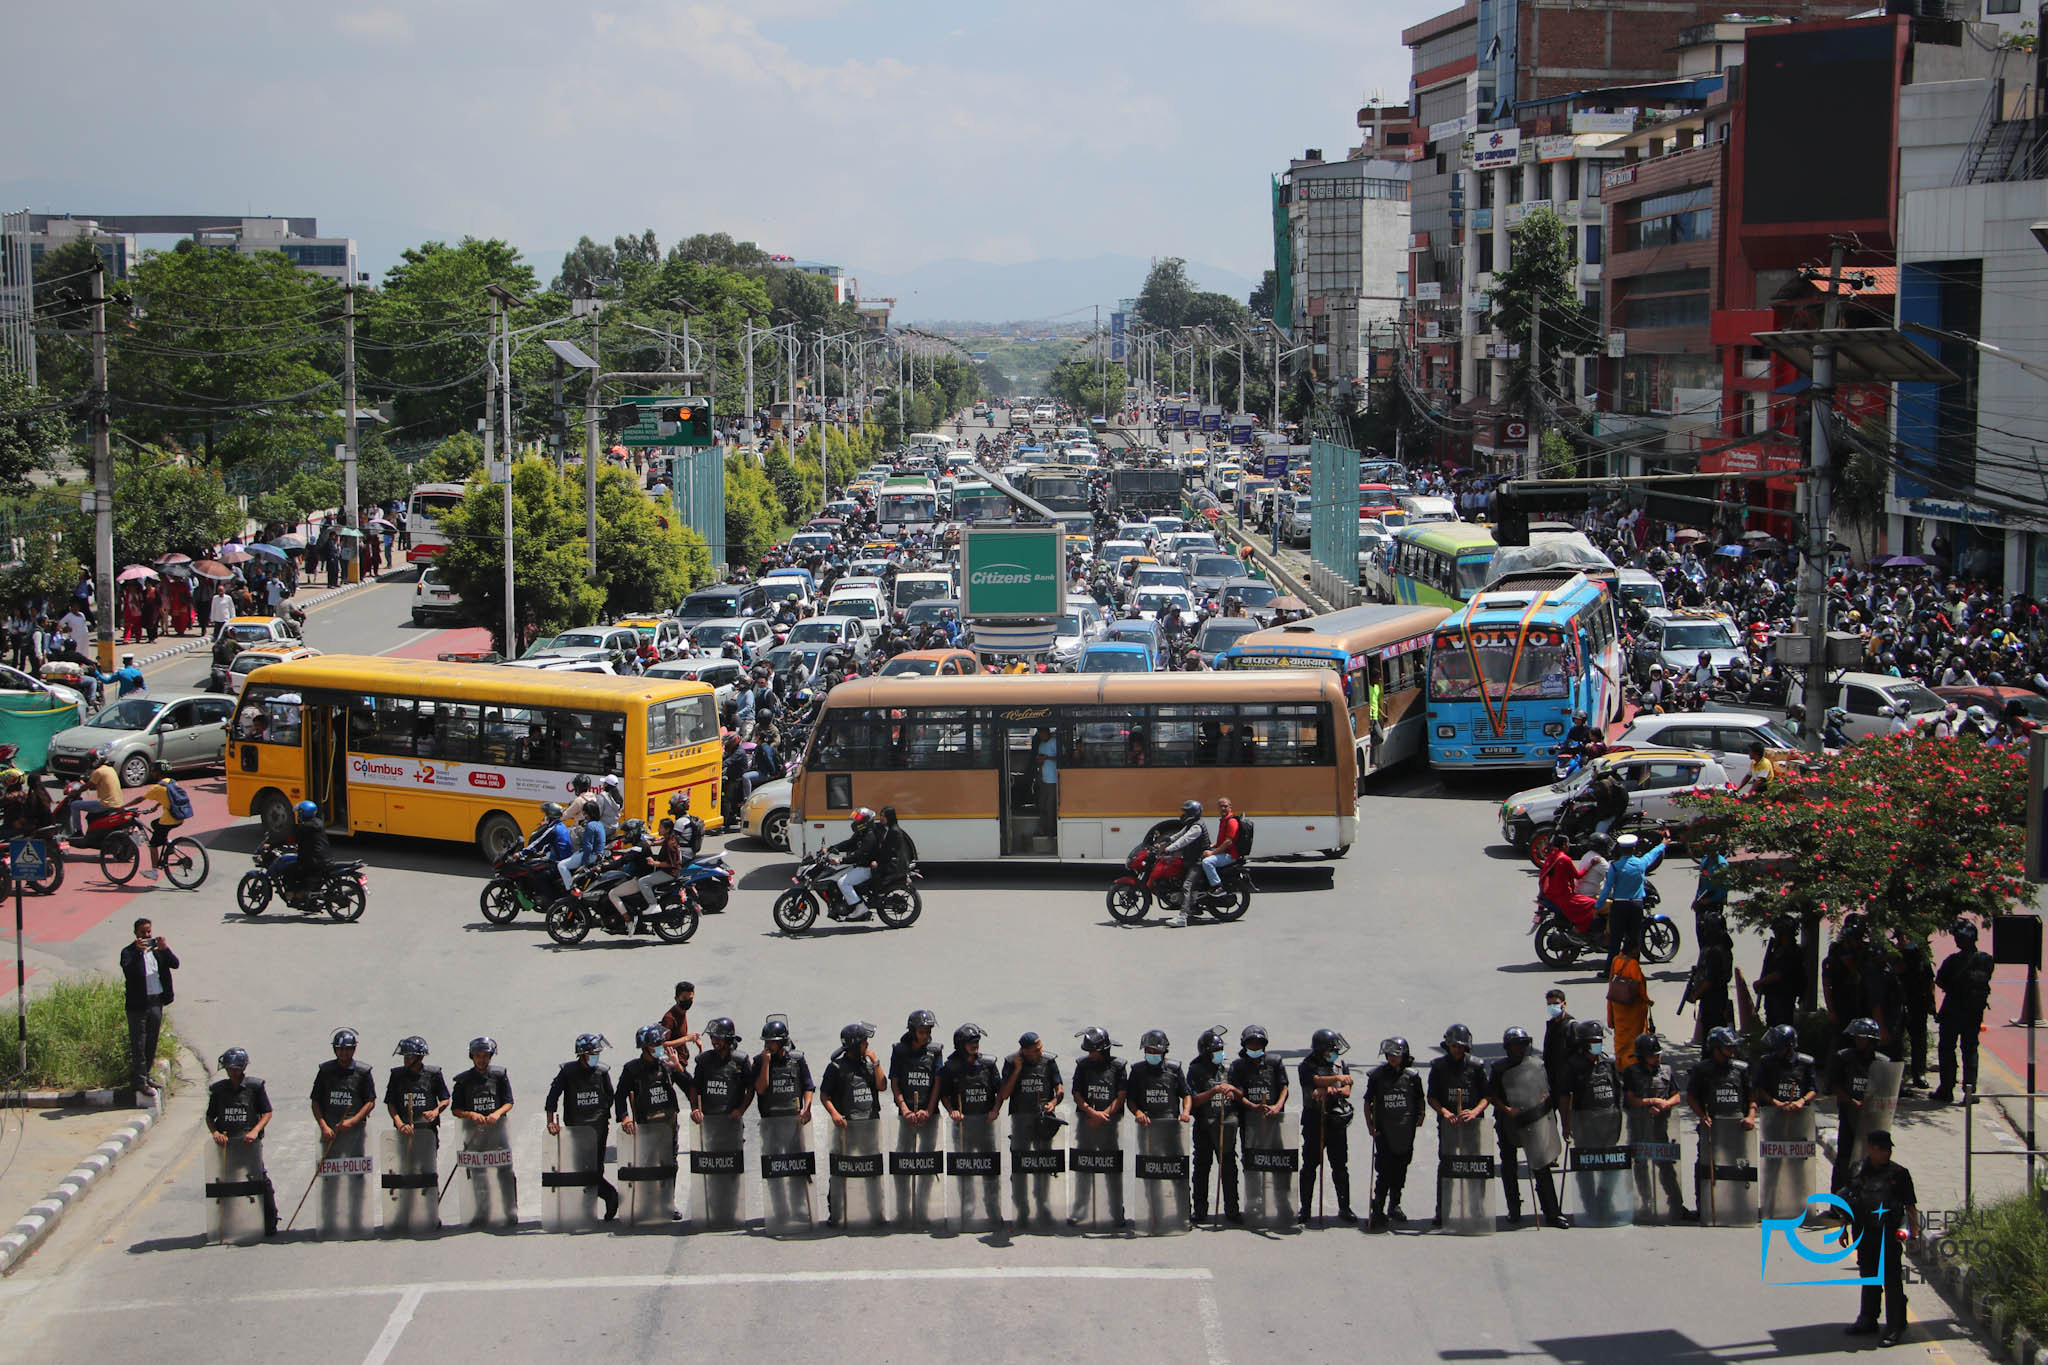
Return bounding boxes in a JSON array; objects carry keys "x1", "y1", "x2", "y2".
[
  {"x1": 162, "y1": 778, "x2": 194, "y2": 821},
  {"x1": 1232, "y1": 815, "x2": 1256, "y2": 860}
]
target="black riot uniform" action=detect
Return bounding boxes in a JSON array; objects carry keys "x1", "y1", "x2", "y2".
[
  {"x1": 546, "y1": 1057, "x2": 620, "y2": 1220},
  {"x1": 1364, "y1": 1058, "x2": 1424, "y2": 1224},
  {"x1": 1298, "y1": 1045, "x2": 1354, "y2": 1220},
  {"x1": 385, "y1": 1062, "x2": 449, "y2": 1131},
  {"x1": 1186, "y1": 1048, "x2": 1240, "y2": 1223},
  {"x1": 755, "y1": 1048, "x2": 815, "y2": 1118},
  {"x1": 1426, "y1": 1047, "x2": 1490, "y2": 1228},
  {"x1": 206, "y1": 1071, "x2": 278, "y2": 1233},
  {"x1": 890, "y1": 1031, "x2": 943, "y2": 1118},
  {"x1": 820, "y1": 1044, "x2": 882, "y2": 1224},
  {"x1": 999, "y1": 1045, "x2": 1065, "y2": 1222},
  {"x1": 1835, "y1": 1145, "x2": 1917, "y2": 1341},
  {"x1": 1829, "y1": 1040, "x2": 1891, "y2": 1189},
  {"x1": 1935, "y1": 937, "x2": 1996, "y2": 1102},
  {"x1": 1621, "y1": 1055, "x2": 1690, "y2": 1216},
  {"x1": 1894, "y1": 938, "x2": 1934, "y2": 1088},
  {"x1": 692, "y1": 1046, "x2": 753, "y2": 1119},
  {"x1": 310, "y1": 1055, "x2": 377, "y2": 1133},
  {"x1": 1751, "y1": 1050, "x2": 1819, "y2": 1111},
  {"x1": 1069, "y1": 1047, "x2": 1129, "y2": 1225},
  {"x1": 1563, "y1": 1046, "x2": 1624, "y2": 1143},
  {"x1": 1488, "y1": 1047, "x2": 1565, "y2": 1226},
  {"x1": 616, "y1": 1054, "x2": 690, "y2": 1125},
  {"x1": 449, "y1": 1063, "x2": 513, "y2": 1121},
  {"x1": 939, "y1": 1048, "x2": 1002, "y2": 1118},
  {"x1": 1686, "y1": 1050, "x2": 1753, "y2": 1211}
]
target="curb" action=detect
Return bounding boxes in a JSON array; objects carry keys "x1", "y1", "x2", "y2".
[
  {"x1": 4, "y1": 1085, "x2": 156, "y2": 1109},
  {"x1": 0, "y1": 1099, "x2": 159, "y2": 1275}
]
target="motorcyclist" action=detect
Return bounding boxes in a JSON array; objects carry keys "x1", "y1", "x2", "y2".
[
  {"x1": 280, "y1": 799, "x2": 330, "y2": 899},
  {"x1": 1824, "y1": 706, "x2": 1851, "y2": 749},
  {"x1": 1155, "y1": 799, "x2": 1208, "y2": 865},
  {"x1": 530, "y1": 800, "x2": 574, "y2": 863},
  {"x1": 827, "y1": 808, "x2": 883, "y2": 922},
  {"x1": 604, "y1": 817, "x2": 657, "y2": 933},
  {"x1": 1538, "y1": 836, "x2": 1601, "y2": 933},
  {"x1": 1558, "y1": 710, "x2": 1596, "y2": 762}
]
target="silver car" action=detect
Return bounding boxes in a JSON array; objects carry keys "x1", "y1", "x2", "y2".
[{"x1": 46, "y1": 690, "x2": 235, "y2": 789}]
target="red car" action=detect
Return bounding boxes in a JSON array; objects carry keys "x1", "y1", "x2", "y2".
[{"x1": 1932, "y1": 685, "x2": 2048, "y2": 726}]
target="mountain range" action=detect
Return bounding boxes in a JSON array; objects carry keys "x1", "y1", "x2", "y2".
[{"x1": 859, "y1": 254, "x2": 1262, "y2": 325}]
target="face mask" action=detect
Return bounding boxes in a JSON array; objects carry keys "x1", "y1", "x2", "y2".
[
  {"x1": 1145, "y1": 1051, "x2": 1164, "y2": 1063},
  {"x1": 1589, "y1": 1041, "x2": 1606, "y2": 1056},
  {"x1": 1546, "y1": 1003, "x2": 1563, "y2": 1020},
  {"x1": 1210, "y1": 1050, "x2": 1226, "y2": 1064},
  {"x1": 585, "y1": 1055, "x2": 601, "y2": 1068},
  {"x1": 1245, "y1": 1049, "x2": 1265, "y2": 1060}
]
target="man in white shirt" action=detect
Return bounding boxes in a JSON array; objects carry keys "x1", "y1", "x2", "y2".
[
  {"x1": 58, "y1": 608, "x2": 90, "y2": 657},
  {"x1": 209, "y1": 589, "x2": 235, "y2": 629}
]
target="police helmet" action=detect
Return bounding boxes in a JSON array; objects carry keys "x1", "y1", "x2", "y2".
[
  {"x1": 540, "y1": 801, "x2": 565, "y2": 822},
  {"x1": 840, "y1": 1021, "x2": 876, "y2": 1047},
  {"x1": 619, "y1": 817, "x2": 646, "y2": 841},
  {"x1": 953, "y1": 1023, "x2": 986, "y2": 1050},
  {"x1": 635, "y1": 1024, "x2": 666, "y2": 1049},
  {"x1": 1197, "y1": 1026, "x2": 1228, "y2": 1055},
  {"x1": 467, "y1": 1036, "x2": 499, "y2": 1058},
  {"x1": 1075, "y1": 1026, "x2": 1115, "y2": 1053},
  {"x1": 1139, "y1": 1028, "x2": 1171, "y2": 1054},
  {"x1": 393, "y1": 1036, "x2": 429, "y2": 1059},
  {"x1": 1379, "y1": 1036, "x2": 1412, "y2": 1062},
  {"x1": 1573, "y1": 710, "x2": 1588, "y2": 723},
  {"x1": 1705, "y1": 1026, "x2": 1740, "y2": 1050},
  {"x1": 294, "y1": 800, "x2": 318, "y2": 820},
  {"x1": 1180, "y1": 799, "x2": 1202, "y2": 819},
  {"x1": 1846, "y1": 1017, "x2": 1882, "y2": 1042},
  {"x1": 705, "y1": 1017, "x2": 739, "y2": 1043},
  {"x1": 1443, "y1": 1022, "x2": 1474, "y2": 1049},
  {"x1": 574, "y1": 1032, "x2": 609, "y2": 1056},
  {"x1": 1954, "y1": 919, "x2": 1980, "y2": 943},
  {"x1": 570, "y1": 774, "x2": 593, "y2": 793},
  {"x1": 761, "y1": 1016, "x2": 792, "y2": 1045},
  {"x1": 669, "y1": 791, "x2": 691, "y2": 816},
  {"x1": 1311, "y1": 1027, "x2": 1348, "y2": 1055},
  {"x1": 907, "y1": 1008, "x2": 937, "y2": 1031},
  {"x1": 1569, "y1": 1019, "x2": 1604, "y2": 1047},
  {"x1": 330, "y1": 1027, "x2": 359, "y2": 1050},
  {"x1": 1765, "y1": 1023, "x2": 1799, "y2": 1055},
  {"x1": 1241, "y1": 1024, "x2": 1269, "y2": 1050},
  {"x1": 1633, "y1": 1034, "x2": 1663, "y2": 1058},
  {"x1": 218, "y1": 1047, "x2": 250, "y2": 1070},
  {"x1": 1503, "y1": 1026, "x2": 1533, "y2": 1049}
]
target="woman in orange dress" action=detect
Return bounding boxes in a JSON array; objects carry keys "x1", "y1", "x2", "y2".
[{"x1": 1607, "y1": 952, "x2": 1653, "y2": 1066}]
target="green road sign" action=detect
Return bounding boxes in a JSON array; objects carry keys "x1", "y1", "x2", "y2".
[
  {"x1": 962, "y1": 526, "x2": 1065, "y2": 619},
  {"x1": 617, "y1": 395, "x2": 714, "y2": 448}
]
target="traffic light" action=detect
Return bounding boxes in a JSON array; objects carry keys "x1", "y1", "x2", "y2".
[{"x1": 658, "y1": 399, "x2": 714, "y2": 447}]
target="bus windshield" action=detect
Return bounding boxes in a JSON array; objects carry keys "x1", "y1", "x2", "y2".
[
  {"x1": 1429, "y1": 630, "x2": 1572, "y2": 701},
  {"x1": 1455, "y1": 555, "x2": 1495, "y2": 596}
]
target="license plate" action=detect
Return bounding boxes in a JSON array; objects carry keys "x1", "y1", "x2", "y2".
[
  {"x1": 1479, "y1": 746, "x2": 1521, "y2": 757},
  {"x1": 431, "y1": 591, "x2": 453, "y2": 599}
]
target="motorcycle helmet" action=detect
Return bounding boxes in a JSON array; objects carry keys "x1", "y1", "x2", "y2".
[
  {"x1": 467, "y1": 1036, "x2": 498, "y2": 1058},
  {"x1": 218, "y1": 1047, "x2": 250, "y2": 1070},
  {"x1": 540, "y1": 801, "x2": 565, "y2": 822},
  {"x1": 1379, "y1": 1035, "x2": 1412, "y2": 1062},
  {"x1": 1502, "y1": 1026, "x2": 1533, "y2": 1049},
  {"x1": 1180, "y1": 799, "x2": 1202, "y2": 820},
  {"x1": 1240, "y1": 1024, "x2": 1269, "y2": 1050},
  {"x1": 393, "y1": 1036, "x2": 429, "y2": 1059},
  {"x1": 1075, "y1": 1026, "x2": 1115, "y2": 1053},
  {"x1": 761, "y1": 1016, "x2": 792, "y2": 1045},
  {"x1": 1196, "y1": 1026, "x2": 1228, "y2": 1056},
  {"x1": 840, "y1": 1021, "x2": 876, "y2": 1047},
  {"x1": 1764, "y1": 1024, "x2": 1799, "y2": 1055},
  {"x1": 619, "y1": 817, "x2": 646, "y2": 842},
  {"x1": 602, "y1": 774, "x2": 623, "y2": 794},
  {"x1": 569, "y1": 774, "x2": 593, "y2": 794},
  {"x1": 294, "y1": 800, "x2": 318, "y2": 820},
  {"x1": 1633, "y1": 1034, "x2": 1663, "y2": 1059},
  {"x1": 1139, "y1": 1028, "x2": 1170, "y2": 1054},
  {"x1": 330, "y1": 1028, "x2": 359, "y2": 1050},
  {"x1": 635, "y1": 1024, "x2": 666, "y2": 1049},
  {"x1": 952, "y1": 1023, "x2": 986, "y2": 1050},
  {"x1": 1846, "y1": 1017, "x2": 1881, "y2": 1042},
  {"x1": 705, "y1": 1017, "x2": 739, "y2": 1043},
  {"x1": 1311, "y1": 1027, "x2": 1348, "y2": 1055},
  {"x1": 851, "y1": 807, "x2": 874, "y2": 827},
  {"x1": 1442, "y1": 1022, "x2": 1474, "y2": 1049},
  {"x1": 574, "y1": 1032, "x2": 609, "y2": 1056},
  {"x1": 1705, "y1": 1026, "x2": 1740, "y2": 1051},
  {"x1": 669, "y1": 791, "x2": 691, "y2": 817},
  {"x1": 1569, "y1": 1019, "x2": 1604, "y2": 1047}
]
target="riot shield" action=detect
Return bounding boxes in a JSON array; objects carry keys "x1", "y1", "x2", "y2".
[
  {"x1": 1067, "y1": 1120, "x2": 1126, "y2": 1232},
  {"x1": 542, "y1": 1124, "x2": 610, "y2": 1233},
  {"x1": 759, "y1": 1113, "x2": 815, "y2": 1234},
  {"x1": 1627, "y1": 1108, "x2": 1682, "y2": 1225},
  {"x1": 1435, "y1": 1115, "x2": 1494, "y2": 1236},
  {"x1": 1696, "y1": 1119, "x2": 1760, "y2": 1227},
  {"x1": 1009, "y1": 1109, "x2": 1066, "y2": 1232},
  {"x1": 690, "y1": 1114, "x2": 746, "y2": 1231},
  {"x1": 1758, "y1": 1106, "x2": 1820, "y2": 1222},
  {"x1": 206, "y1": 1138, "x2": 270, "y2": 1245},
  {"x1": 1503, "y1": 1059, "x2": 1562, "y2": 1169},
  {"x1": 1135, "y1": 1120, "x2": 1191, "y2": 1236},
  {"x1": 1565, "y1": 1107, "x2": 1634, "y2": 1228},
  {"x1": 619, "y1": 1120, "x2": 680, "y2": 1228},
  {"x1": 830, "y1": 1118, "x2": 886, "y2": 1231},
  {"x1": 1239, "y1": 1111, "x2": 1299, "y2": 1230},
  {"x1": 380, "y1": 1127, "x2": 440, "y2": 1235},
  {"x1": 450, "y1": 1117, "x2": 518, "y2": 1230},
  {"x1": 948, "y1": 1114, "x2": 1002, "y2": 1233},
  {"x1": 889, "y1": 1114, "x2": 943, "y2": 1230},
  {"x1": 315, "y1": 1124, "x2": 377, "y2": 1239},
  {"x1": 1844, "y1": 1059, "x2": 1905, "y2": 1169}
]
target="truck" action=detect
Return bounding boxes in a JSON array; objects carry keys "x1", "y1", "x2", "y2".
[{"x1": 1108, "y1": 466, "x2": 1185, "y2": 515}]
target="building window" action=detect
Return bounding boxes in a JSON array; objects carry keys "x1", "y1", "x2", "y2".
[
  {"x1": 1621, "y1": 187, "x2": 1714, "y2": 252},
  {"x1": 1617, "y1": 354, "x2": 1718, "y2": 416},
  {"x1": 1564, "y1": 161, "x2": 1581, "y2": 201},
  {"x1": 1584, "y1": 225, "x2": 1603, "y2": 265},
  {"x1": 1477, "y1": 235, "x2": 1495, "y2": 274},
  {"x1": 1988, "y1": 0, "x2": 2019, "y2": 12}
]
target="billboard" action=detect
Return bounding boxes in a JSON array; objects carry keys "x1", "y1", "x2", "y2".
[
  {"x1": 1741, "y1": 21, "x2": 1898, "y2": 230},
  {"x1": 1472, "y1": 128, "x2": 1521, "y2": 171},
  {"x1": 962, "y1": 526, "x2": 1064, "y2": 619}
]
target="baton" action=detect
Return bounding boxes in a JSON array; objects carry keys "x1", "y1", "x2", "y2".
[{"x1": 285, "y1": 1125, "x2": 344, "y2": 1232}]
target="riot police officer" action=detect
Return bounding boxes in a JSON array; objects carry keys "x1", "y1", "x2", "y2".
[
  {"x1": 890, "y1": 1010, "x2": 943, "y2": 1139},
  {"x1": 206, "y1": 1046, "x2": 277, "y2": 1236},
  {"x1": 820, "y1": 1022, "x2": 885, "y2": 1226},
  {"x1": 1068, "y1": 1025, "x2": 1130, "y2": 1229},
  {"x1": 1621, "y1": 1034, "x2": 1693, "y2": 1220},
  {"x1": 1298, "y1": 1027, "x2": 1355, "y2": 1224},
  {"x1": 1933, "y1": 920, "x2": 1995, "y2": 1105},
  {"x1": 753, "y1": 1016, "x2": 816, "y2": 1123},
  {"x1": 618, "y1": 1023, "x2": 691, "y2": 1132},
  {"x1": 384, "y1": 1036, "x2": 448, "y2": 1135},
  {"x1": 1686, "y1": 910, "x2": 1736, "y2": 1035},
  {"x1": 939, "y1": 1023, "x2": 1002, "y2": 1122},
  {"x1": 309, "y1": 1027, "x2": 377, "y2": 1146},
  {"x1": 449, "y1": 1037, "x2": 514, "y2": 1131},
  {"x1": 1557, "y1": 1019, "x2": 1621, "y2": 1144},
  {"x1": 1426, "y1": 1023, "x2": 1490, "y2": 1230},
  {"x1": 1364, "y1": 1036, "x2": 1423, "y2": 1230},
  {"x1": 690, "y1": 1017, "x2": 755, "y2": 1124},
  {"x1": 1830, "y1": 1017, "x2": 1890, "y2": 1189},
  {"x1": 1751, "y1": 1023, "x2": 1818, "y2": 1115},
  {"x1": 996, "y1": 1030, "x2": 1066, "y2": 1225},
  {"x1": 1834, "y1": 1129, "x2": 1919, "y2": 1346},
  {"x1": 1490, "y1": 1026, "x2": 1569, "y2": 1229},
  {"x1": 1186, "y1": 1025, "x2": 1241, "y2": 1225},
  {"x1": 545, "y1": 1033, "x2": 620, "y2": 1221}
]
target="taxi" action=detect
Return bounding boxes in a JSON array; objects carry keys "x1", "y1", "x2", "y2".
[
  {"x1": 226, "y1": 645, "x2": 320, "y2": 697},
  {"x1": 211, "y1": 615, "x2": 304, "y2": 665},
  {"x1": 615, "y1": 615, "x2": 689, "y2": 661}
]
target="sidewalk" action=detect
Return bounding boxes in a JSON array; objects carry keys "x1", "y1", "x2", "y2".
[{"x1": 122, "y1": 566, "x2": 407, "y2": 670}]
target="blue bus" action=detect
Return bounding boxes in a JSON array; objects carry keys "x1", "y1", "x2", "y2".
[{"x1": 1424, "y1": 573, "x2": 1623, "y2": 770}]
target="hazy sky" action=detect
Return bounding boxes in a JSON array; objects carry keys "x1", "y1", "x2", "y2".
[{"x1": 5, "y1": 0, "x2": 1443, "y2": 289}]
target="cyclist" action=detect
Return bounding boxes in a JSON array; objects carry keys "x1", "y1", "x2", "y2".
[{"x1": 129, "y1": 761, "x2": 192, "y2": 879}]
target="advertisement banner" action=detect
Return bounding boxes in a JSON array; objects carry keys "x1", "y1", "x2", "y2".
[
  {"x1": 962, "y1": 527, "x2": 1065, "y2": 619},
  {"x1": 1472, "y1": 128, "x2": 1522, "y2": 171},
  {"x1": 1202, "y1": 405, "x2": 1222, "y2": 432},
  {"x1": 346, "y1": 753, "x2": 577, "y2": 802},
  {"x1": 1572, "y1": 112, "x2": 1637, "y2": 135},
  {"x1": 1538, "y1": 135, "x2": 1578, "y2": 163}
]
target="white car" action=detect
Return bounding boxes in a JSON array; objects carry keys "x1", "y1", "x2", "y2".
[
  {"x1": 743, "y1": 775, "x2": 793, "y2": 850},
  {"x1": 785, "y1": 614, "x2": 873, "y2": 662},
  {"x1": 823, "y1": 590, "x2": 887, "y2": 637},
  {"x1": 1498, "y1": 748, "x2": 1730, "y2": 852},
  {"x1": 645, "y1": 655, "x2": 746, "y2": 709},
  {"x1": 1608, "y1": 711, "x2": 1801, "y2": 786}
]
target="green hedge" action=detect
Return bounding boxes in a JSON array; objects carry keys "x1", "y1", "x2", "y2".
[
  {"x1": 22, "y1": 975, "x2": 178, "y2": 1091},
  {"x1": 1958, "y1": 1194, "x2": 2048, "y2": 1345}
]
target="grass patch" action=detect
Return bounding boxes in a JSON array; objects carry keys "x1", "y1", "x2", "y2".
[
  {"x1": 1957, "y1": 1193, "x2": 2048, "y2": 1344},
  {"x1": 21, "y1": 974, "x2": 178, "y2": 1092}
]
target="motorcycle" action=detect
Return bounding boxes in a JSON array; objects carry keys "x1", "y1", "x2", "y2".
[
  {"x1": 1530, "y1": 881, "x2": 1681, "y2": 967},
  {"x1": 478, "y1": 840, "x2": 566, "y2": 925},
  {"x1": 237, "y1": 843, "x2": 367, "y2": 922},
  {"x1": 545, "y1": 855, "x2": 700, "y2": 946},
  {"x1": 772, "y1": 849, "x2": 921, "y2": 934},
  {"x1": 43, "y1": 785, "x2": 140, "y2": 853},
  {"x1": 1105, "y1": 836, "x2": 1254, "y2": 924},
  {"x1": 676, "y1": 851, "x2": 734, "y2": 914}
]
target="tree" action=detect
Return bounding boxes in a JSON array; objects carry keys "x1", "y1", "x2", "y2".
[
  {"x1": 1680, "y1": 733, "x2": 2030, "y2": 947},
  {"x1": 1485, "y1": 208, "x2": 1596, "y2": 409},
  {"x1": 435, "y1": 458, "x2": 604, "y2": 653},
  {"x1": 1134, "y1": 257, "x2": 1252, "y2": 336},
  {"x1": 1047, "y1": 355, "x2": 1127, "y2": 416},
  {"x1": 1538, "y1": 430, "x2": 1579, "y2": 478},
  {"x1": 724, "y1": 456, "x2": 783, "y2": 571},
  {"x1": 360, "y1": 239, "x2": 538, "y2": 440},
  {"x1": 0, "y1": 529, "x2": 81, "y2": 614},
  {"x1": 592, "y1": 462, "x2": 711, "y2": 613},
  {"x1": 553, "y1": 236, "x2": 618, "y2": 297},
  {"x1": 0, "y1": 368, "x2": 68, "y2": 493},
  {"x1": 1249, "y1": 269, "x2": 1279, "y2": 320},
  {"x1": 411, "y1": 431, "x2": 485, "y2": 485},
  {"x1": 77, "y1": 450, "x2": 245, "y2": 566}
]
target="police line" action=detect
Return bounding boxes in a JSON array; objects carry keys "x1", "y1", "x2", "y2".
[{"x1": 203, "y1": 1019, "x2": 1905, "y2": 1242}]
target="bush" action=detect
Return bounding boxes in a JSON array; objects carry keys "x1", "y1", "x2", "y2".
[
  {"x1": 23, "y1": 975, "x2": 178, "y2": 1091},
  {"x1": 1957, "y1": 1194, "x2": 2048, "y2": 1344}
]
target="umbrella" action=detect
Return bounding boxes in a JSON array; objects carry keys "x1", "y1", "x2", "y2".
[
  {"x1": 1715, "y1": 545, "x2": 1746, "y2": 558},
  {"x1": 220, "y1": 542, "x2": 244, "y2": 555},
  {"x1": 1741, "y1": 530, "x2": 1779, "y2": 543},
  {"x1": 270, "y1": 534, "x2": 306, "y2": 550},
  {"x1": 217, "y1": 549, "x2": 254, "y2": 565},
  {"x1": 1673, "y1": 529, "x2": 1707, "y2": 543},
  {"x1": 244, "y1": 543, "x2": 288, "y2": 561},
  {"x1": 366, "y1": 517, "x2": 395, "y2": 532},
  {"x1": 155, "y1": 552, "x2": 192, "y2": 566},
  {"x1": 116, "y1": 564, "x2": 159, "y2": 583},
  {"x1": 189, "y1": 560, "x2": 233, "y2": 581},
  {"x1": 1270, "y1": 595, "x2": 1308, "y2": 613},
  {"x1": 332, "y1": 527, "x2": 363, "y2": 539},
  {"x1": 1879, "y1": 554, "x2": 1929, "y2": 569}
]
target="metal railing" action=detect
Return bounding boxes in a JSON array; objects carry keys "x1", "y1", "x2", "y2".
[{"x1": 1962, "y1": 1089, "x2": 2048, "y2": 1209}]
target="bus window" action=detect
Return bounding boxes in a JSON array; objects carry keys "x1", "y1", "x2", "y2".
[
  {"x1": 903, "y1": 709, "x2": 982, "y2": 769},
  {"x1": 1149, "y1": 705, "x2": 1209, "y2": 765},
  {"x1": 237, "y1": 686, "x2": 301, "y2": 745},
  {"x1": 433, "y1": 702, "x2": 480, "y2": 763},
  {"x1": 1429, "y1": 647, "x2": 1481, "y2": 700},
  {"x1": 550, "y1": 710, "x2": 606, "y2": 773},
  {"x1": 813, "y1": 708, "x2": 896, "y2": 770},
  {"x1": 1238, "y1": 703, "x2": 1332, "y2": 765},
  {"x1": 649, "y1": 696, "x2": 717, "y2": 752},
  {"x1": 352, "y1": 696, "x2": 419, "y2": 756}
]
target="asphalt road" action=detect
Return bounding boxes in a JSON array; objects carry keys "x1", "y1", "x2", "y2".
[{"x1": 0, "y1": 574, "x2": 1993, "y2": 1364}]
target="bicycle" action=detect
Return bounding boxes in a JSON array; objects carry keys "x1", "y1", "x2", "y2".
[{"x1": 100, "y1": 811, "x2": 210, "y2": 890}]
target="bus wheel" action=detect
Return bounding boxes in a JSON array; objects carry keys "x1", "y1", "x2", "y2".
[
  {"x1": 476, "y1": 813, "x2": 522, "y2": 864},
  {"x1": 255, "y1": 789, "x2": 294, "y2": 841}
]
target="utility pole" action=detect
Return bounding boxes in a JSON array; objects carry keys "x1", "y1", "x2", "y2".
[
  {"x1": 1800, "y1": 240, "x2": 1849, "y2": 749},
  {"x1": 89, "y1": 261, "x2": 113, "y2": 672},
  {"x1": 1525, "y1": 305, "x2": 1542, "y2": 480},
  {"x1": 341, "y1": 284, "x2": 360, "y2": 582},
  {"x1": 551, "y1": 357, "x2": 566, "y2": 476},
  {"x1": 483, "y1": 295, "x2": 498, "y2": 507},
  {"x1": 487, "y1": 283, "x2": 522, "y2": 651},
  {"x1": 1270, "y1": 332, "x2": 1281, "y2": 432}
]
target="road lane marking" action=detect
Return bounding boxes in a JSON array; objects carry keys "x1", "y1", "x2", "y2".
[{"x1": 362, "y1": 1285, "x2": 422, "y2": 1365}]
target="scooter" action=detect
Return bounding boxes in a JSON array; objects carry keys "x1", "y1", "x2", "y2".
[
  {"x1": 772, "y1": 849, "x2": 921, "y2": 934},
  {"x1": 675, "y1": 851, "x2": 734, "y2": 914},
  {"x1": 545, "y1": 854, "x2": 700, "y2": 946},
  {"x1": 1105, "y1": 836, "x2": 1254, "y2": 924},
  {"x1": 1530, "y1": 881, "x2": 1681, "y2": 967}
]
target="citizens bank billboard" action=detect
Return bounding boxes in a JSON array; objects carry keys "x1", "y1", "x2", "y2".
[{"x1": 962, "y1": 526, "x2": 1065, "y2": 619}]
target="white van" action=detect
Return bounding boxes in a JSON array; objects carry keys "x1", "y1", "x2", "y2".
[
  {"x1": 1398, "y1": 495, "x2": 1458, "y2": 525},
  {"x1": 891, "y1": 571, "x2": 953, "y2": 615}
]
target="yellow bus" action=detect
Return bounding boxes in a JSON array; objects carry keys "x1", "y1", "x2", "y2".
[
  {"x1": 226, "y1": 655, "x2": 723, "y2": 862},
  {"x1": 1218, "y1": 603, "x2": 1450, "y2": 788},
  {"x1": 792, "y1": 671, "x2": 1356, "y2": 862}
]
